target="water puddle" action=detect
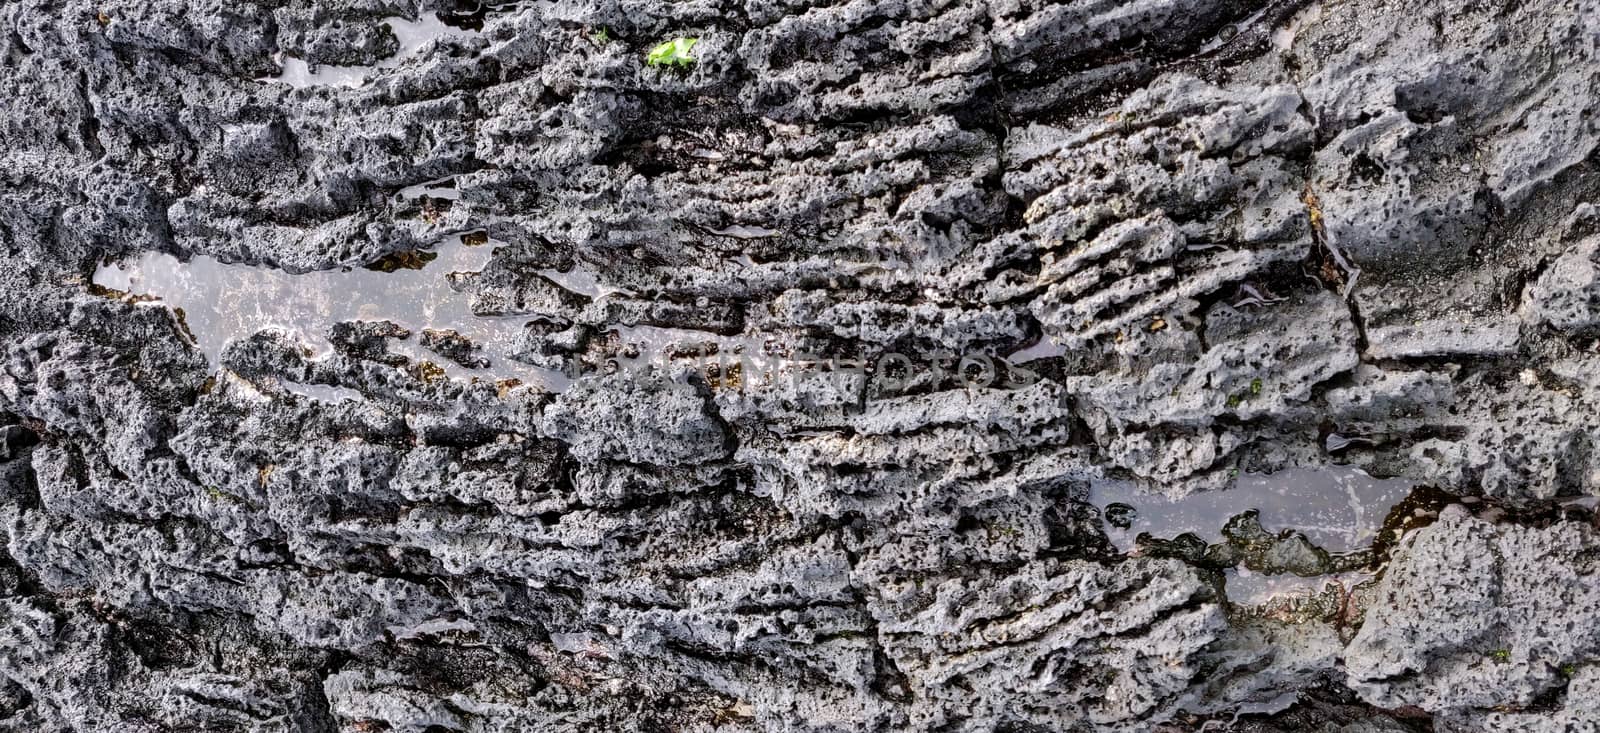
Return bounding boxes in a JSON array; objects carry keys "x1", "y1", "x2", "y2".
[
  {"x1": 1092, "y1": 467, "x2": 1411, "y2": 554},
  {"x1": 1196, "y1": 4, "x2": 1280, "y2": 55},
  {"x1": 396, "y1": 176, "x2": 463, "y2": 202},
  {"x1": 272, "y1": 381, "x2": 368, "y2": 404},
  {"x1": 89, "y1": 203, "x2": 802, "y2": 402},
  {"x1": 1008, "y1": 337, "x2": 1068, "y2": 364},
  {"x1": 1223, "y1": 567, "x2": 1370, "y2": 607},
  {"x1": 706, "y1": 224, "x2": 781, "y2": 239},
  {"x1": 1091, "y1": 467, "x2": 1414, "y2": 606},
  {"x1": 92, "y1": 236, "x2": 571, "y2": 392},
  {"x1": 264, "y1": 13, "x2": 482, "y2": 89},
  {"x1": 536, "y1": 263, "x2": 630, "y2": 301}
]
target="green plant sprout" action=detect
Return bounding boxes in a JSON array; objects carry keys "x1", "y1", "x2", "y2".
[
  {"x1": 591, "y1": 27, "x2": 611, "y2": 45},
  {"x1": 647, "y1": 37, "x2": 698, "y2": 67}
]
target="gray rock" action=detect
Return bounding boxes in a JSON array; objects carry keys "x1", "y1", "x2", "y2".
[
  {"x1": 1345, "y1": 506, "x2": 1600, "y2": 717},
  {"x1": 4, "y1": 0, "x2": 1600, "y2": 729},
  {"x1": 1521, "y1": 236, "x2": 1600, "y2": 336},
  {"x1": 541, "y1": 371, "x2": 730, "y2": 467}
]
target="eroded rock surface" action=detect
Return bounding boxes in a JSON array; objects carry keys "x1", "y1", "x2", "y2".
[
  {"x1": 1345, "y1": 506, "x2": 1600, "y2": 730},
  {"x1": 4, "y1": 0, "x2": 1600, "y2": 730}
]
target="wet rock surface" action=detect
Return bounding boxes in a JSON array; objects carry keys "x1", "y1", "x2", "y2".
[{"x1": 4, "y1": 0, "x2": 1600, "y2": 730}]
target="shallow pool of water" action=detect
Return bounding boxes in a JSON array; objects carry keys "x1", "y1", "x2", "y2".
[
  {"x1": 1090, "y1": 467, "x2": 1412, "y2": 555},
  {"x1": 1224, "y1": 567, "x2": 1372, "y2": 607},
  {"x1": 1091, "y1": 467, "x2": 1413, "y2": 606},
  {"x1": 264, "y1": 13, "x2": 482, "y2": 89},
  {"x1": 92, "y1": 236, "x2": 572, "y2": 390}
]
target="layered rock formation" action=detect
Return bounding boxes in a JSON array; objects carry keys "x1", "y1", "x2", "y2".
[{"x1": 3, "y1": 0, "x2": 1600, "y2": 730}]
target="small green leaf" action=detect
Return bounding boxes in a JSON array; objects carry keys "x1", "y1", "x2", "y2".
[
  {"x1": 647, "y1": 37, "x2": 698, "y2": 67},
  {"x1": 1250, "y1": 377, "x2": 1263, "y2": 395}
]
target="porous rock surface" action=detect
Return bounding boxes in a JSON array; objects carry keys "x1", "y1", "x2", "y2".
[
  {"x1": 1345, "y1": 505, "x2": 1600, "y2": 731},
  {"x1": 3, "y1": 0, "x2": 1600, "y2": 730}
]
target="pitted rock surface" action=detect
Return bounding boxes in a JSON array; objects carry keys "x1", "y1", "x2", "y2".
[{"x1": 5, "y1": 0, "x2": 1600, "y2": 730}]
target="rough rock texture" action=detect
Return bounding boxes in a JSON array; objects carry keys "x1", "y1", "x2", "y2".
[
  {"x1": 5, "y1": 0, "x2": 1600, "y2": 730},
  {"x1": 1345, "y1": 506, "x2": 1600, "y2": 730}
]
